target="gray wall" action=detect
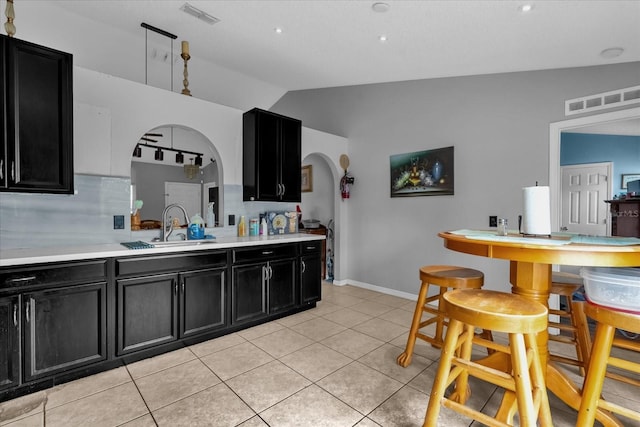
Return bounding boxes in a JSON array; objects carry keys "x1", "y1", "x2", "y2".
[{"x1": 273, "y1": 62, "x2": 640, "y2": 294}]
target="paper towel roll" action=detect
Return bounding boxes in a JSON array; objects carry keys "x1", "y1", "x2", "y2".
[{"x1": 522, "y1": 185, "x2": 551, "y2": 235}]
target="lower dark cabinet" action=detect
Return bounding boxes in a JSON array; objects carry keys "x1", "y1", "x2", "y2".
[
  {"x1": 180, "y1": 269, "x2": 226, "y2": 338},
  {"x1": 231, "y1": 263, "x2": 268, "y2": 324},
  {"x1": 269, "y1": 258, "x2": 297, "y2": 315},
  {"x1": 23, "y1": 282, "x2": 107, "y2": 381},
  {"x1": 300, "y1": 253, "x2": 321, "y2": 305},
  {"x1": 0, "y1": 296, "x2": 19, "y2": 391},
  {"x1": 117, "y1": 268, "x2": 227, "y2": 355},
  {"x1": 117, "y1": 273, "x2": 177, "y2": 355}
]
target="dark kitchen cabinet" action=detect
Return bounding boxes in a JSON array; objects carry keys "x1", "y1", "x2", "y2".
[
  {"x1": 606, "y1": 199, "x2": 640, "y2": 237},
  {"x1": 243, "y1": 108, "x2": 301, "y2": 202},
  {"x1": 23, "y1": 282, "x2": 107, "y2": 381},
  {"x1": 231, "y1": 244, "x2": 297, "y2": 324},
  {"x1": 115, "y1": 251, "x2": 228, "y2": 355},
  {"x1": 0, "y1": 35, "x2": 73, "y2": 193},
  {"x1": 300, "y1": 241, "x2": 322, "y2": 305},
  {"x1": 0, "y1": 260, "x2": 107, "y2": 388},
  {"x1": 0, "y1": 295, "x2": 19, "y2": 391}
]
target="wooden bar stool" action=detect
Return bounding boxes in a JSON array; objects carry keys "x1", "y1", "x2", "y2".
[
  {"x1": 397, "y1": 265, "x2": 485, "y2": 367},
  {"x1": 424, "y1": 289, "x2": 552, "y2": 427},
  {"x1": 577, "y1": 302, "x2": 640, "y2": 426},
  {"x1": 548, "y1": 272, "x2": 591, "y2": 375}
]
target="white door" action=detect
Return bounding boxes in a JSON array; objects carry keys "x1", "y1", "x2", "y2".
[
  {"x1": 560, "y1": 163, "x2": 611, "y2": 236},
  {"x1": 165, "y1": 182, "x2": 201, "y2": 223}
]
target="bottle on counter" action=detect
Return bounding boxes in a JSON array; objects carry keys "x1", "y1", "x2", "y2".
[
  {"x1": 238, "y1": 215, "x2": 247, "y2": 237},
  {"x1": 249, "y1": 218, "x2": 259, "y2": 236},
  {"x1": 188, "y1": 214, "x2": 205, "y2": 240},
  {"x1": 260, "y1": 217, "x2": 268, "y2": 236}
]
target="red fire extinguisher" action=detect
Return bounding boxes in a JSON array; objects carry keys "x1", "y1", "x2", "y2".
[{"x1": 340, "y1": 172, "x2": 355, "y2": 200}]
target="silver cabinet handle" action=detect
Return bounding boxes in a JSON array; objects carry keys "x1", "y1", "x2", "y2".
[
  {"x1": 262, "y1": 265, "x2": 268, "y2": 282},
  {"x1": 0, "y1": 159, "x2": 3, "y2": 180},
  {"x1": 281, "y1": 184, "x2": 285, "y2": 196},
  {"x1": 301, "y1": 260, "x2": 306, "y2": 273},
  {"x1": 181, "y1": 281, "x2": 185, "y2": 293},
  {"x1": 11, "y1": 160, "x2": 15, "y2": 182},
  {"x1": 269, "y1": 265, "x2": 273, "y2": 280},
  {"x1": 261, "y1": 250, "x2": 274, "y2": 255},
  {"x1": 173, "y1": 280, "x2": 178, "y2": 295},
  {"x1": 13, "y1": 303, "x2": 18, "y2": 327},
  {"x1": 7, "y1": 276, "x2": 36, "y2": 284},
  {"x1": 25, "y1": 300, "x2": 30, "y2": 323}
]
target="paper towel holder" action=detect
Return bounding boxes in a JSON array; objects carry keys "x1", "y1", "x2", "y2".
[{"x1": 520, "y1": 182, "x2": 552, "y2": 238}]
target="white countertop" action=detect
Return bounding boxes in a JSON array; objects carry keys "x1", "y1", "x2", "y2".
[{"x1": 0, "y1": 234, "x2": 325, "y2": 267}]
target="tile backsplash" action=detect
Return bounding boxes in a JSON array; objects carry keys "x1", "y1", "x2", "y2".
[{"x1": 0, "y1": 175, "x2": 297, "y2": 250}]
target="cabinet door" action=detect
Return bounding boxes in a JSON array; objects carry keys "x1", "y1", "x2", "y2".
[
  {"x1": 300, "y1": 253, "x2": 322, "y2": 305},
  {"x1": 180, "y1": 268, "x2": 226, "y2": 338},
  {"x1": 0, "y1": 295, "x2": 20, "y2": 391},
  {"x1": 279, "y1": 117, "x2": 301, "y2": 202},
  {"x1": 117, "y1": 274, "x2": 178, "y2": 355},
  {"x1": 23, "y1": 283, "x2": 106, "y2": 381},
  {"x1": 269, "y1": 258, "x2": 297, "y2": 315},
  {"x1": 231, "y1": 263, "x2": 267, "y2": 324},
  {"x1": 4, "y1": 36, "x2": 73, "y2": 193},
  {"x1": 255, "y1": 112, "x2": 280, "y2": 200},
  {"x1": 0, "y1": 37, "x2": 5, "y2": 189}
]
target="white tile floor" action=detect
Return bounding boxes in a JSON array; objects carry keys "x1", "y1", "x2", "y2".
[{"x1": 1, "y1": 282, "x2": 639, "y2": 426}]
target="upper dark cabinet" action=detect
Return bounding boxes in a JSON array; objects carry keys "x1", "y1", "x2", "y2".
[
  {"x1": 1, "y1": 35, "x2": 73, "y2": 193},
  {"x1": 243, "y1": 108, "x2": 301, "y2": 202}
]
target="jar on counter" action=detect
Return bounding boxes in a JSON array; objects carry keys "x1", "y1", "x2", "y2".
[{"x1": 498, "y1": 218, "x2": 508, "y2": 236}]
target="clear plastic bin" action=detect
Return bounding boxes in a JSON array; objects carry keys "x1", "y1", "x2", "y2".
[{"x1": 580, "y1": 267, "x2": 640, "y2": 313}]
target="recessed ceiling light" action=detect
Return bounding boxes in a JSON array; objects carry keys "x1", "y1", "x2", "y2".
[
  {"x1": 372, "y1": 2, "x2": 390, "y2": 13},
  {"x1": 600, "y1": 47, "x2": 624, "y2": 58},
  {"x1": 274, "y1": 27, "x2": 283, "y2": 34},
  {"x1": 519, "y1": 4, "x2": 533, "y2": 12},
  {"x1": 379, "y1": 35, "x2": 388, "y2": 42}
]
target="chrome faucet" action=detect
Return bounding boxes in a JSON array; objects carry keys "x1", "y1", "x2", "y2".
[{"x1": 162, "y1": 204, "x2": 189, "y2": 241}]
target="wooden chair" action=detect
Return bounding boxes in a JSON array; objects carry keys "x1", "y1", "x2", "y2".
[
  {"x1": 576, "y1": 302, "x2": 640, "y2": 426},
  {"x1": 548, "y1": 271, "x2": 591, "y2": 375},
  {"x1": 424, "y1": 289, "x2": 552, "y2": 427},
  {"x1": 397, "y1": 265, "x2": 486, "y2": 367}
]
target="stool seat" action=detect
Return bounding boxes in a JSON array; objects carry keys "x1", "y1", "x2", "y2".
[
  {"x1": 443, "y1": 288, "x2": 548, "y2": 333},
  {"x1": 424, "y1": 289, "x2": 552, "y2": 427},
  {"x1": 397, "y1": 265, "x2": 485, "y2": 367},
  {"x1": 577, "y1": 302, "x2": 640, "y2": 426}
]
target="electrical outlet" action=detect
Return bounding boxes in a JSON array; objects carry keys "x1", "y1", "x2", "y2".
[
  {"x1": 114, "y1": 215, "x2": 125, "y2": 230},
  {"x1": 489, "y1": 216, "x2": 497, "y2": 227}
]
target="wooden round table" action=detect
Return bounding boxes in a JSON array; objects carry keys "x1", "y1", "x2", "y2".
[{"x1": 439, "y1": 231, "x2": 640, "y2": 426}]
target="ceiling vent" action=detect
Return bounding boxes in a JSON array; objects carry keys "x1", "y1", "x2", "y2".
[
  {"x1": 565, "y1": 85, "x2": 640, "y2": 116},
  {"x1": 180, "y1": 3, "x2": 220, "y2": 25}
]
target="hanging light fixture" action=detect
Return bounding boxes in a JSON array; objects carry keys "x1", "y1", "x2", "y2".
[
  {"x1": 154, "y1": 148, "x2": 164, "y2": 161},
  {"x1": 195, "y1": 155, "x2": 203, "y2": 166},
  {"x1": 184, "y1": 158, "x2": 199, "y2": 179},
  {"x1": 133, "y1": 145, "x2": 142, "y2": 157},
  {"x1": 175, "y1": 151, "x2": 184, "y2": 163}
]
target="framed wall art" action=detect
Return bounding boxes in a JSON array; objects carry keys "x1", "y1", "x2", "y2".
[
  {"x1": 301, "y1": 165, "x2": 313, "y2": 192},
  {"x1": 621, "y1": 173, "x2": 640, "y2": 189},
  {"x1": 390, "y1": 146, "x2": 454, "y2": 197}
]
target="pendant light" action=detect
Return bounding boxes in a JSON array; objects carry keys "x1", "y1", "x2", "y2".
[
  {"x1": 133, "y1": 145, "x2": 142, "y2": 157},
  {"x1": 154, "y1": 147, "x2": 164, "y2": 161},
  {"x1": 176, "y1": 151, "x2": 184, "y2": 163}
]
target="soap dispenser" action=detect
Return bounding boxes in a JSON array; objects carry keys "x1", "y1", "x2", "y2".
[{"x1": 207, "y1": 202, "x2": 215, "y2": 227}]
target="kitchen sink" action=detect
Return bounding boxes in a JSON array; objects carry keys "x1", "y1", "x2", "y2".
[{"x1": 150, "y1": 239, "x2": 217, "y2": 248}]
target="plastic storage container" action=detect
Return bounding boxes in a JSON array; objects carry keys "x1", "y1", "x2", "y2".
[{"x1": 580, "y1": 267, "x2": 640, "y2": 313}]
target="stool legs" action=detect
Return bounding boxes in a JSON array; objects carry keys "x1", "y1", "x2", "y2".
[
  {"x1": 576, "y1": 322, "x2": 616, "y2": 426},
  {"x1": 397, "y1": 280, "x2": 430, "y2": 367}
]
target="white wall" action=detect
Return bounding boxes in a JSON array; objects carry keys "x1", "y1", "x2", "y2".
[
  {"x1": 14, "y1": 1, "x2": 285, "y2": 111},
  {"x1": 274, "y1": 63, "x2": 640, "y2": 296}
]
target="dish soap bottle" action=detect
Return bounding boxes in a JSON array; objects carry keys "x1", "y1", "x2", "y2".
[
  {"x1": 260, "y1": 217, "x2": 268, "y2": 236},
  {"x1": 238, "y1": 215, "x2": 247, "y2": 237},
  {"x1": 188, "y1": 214, "x2": 205, "y2": 240},
  {"x1": 206, "y1": 202, "x2": 215, "y2": 228}
]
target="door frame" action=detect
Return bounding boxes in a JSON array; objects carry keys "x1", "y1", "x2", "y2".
[{"x1": 549, "y1": 107, "x2": 640, "y2": 234}]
